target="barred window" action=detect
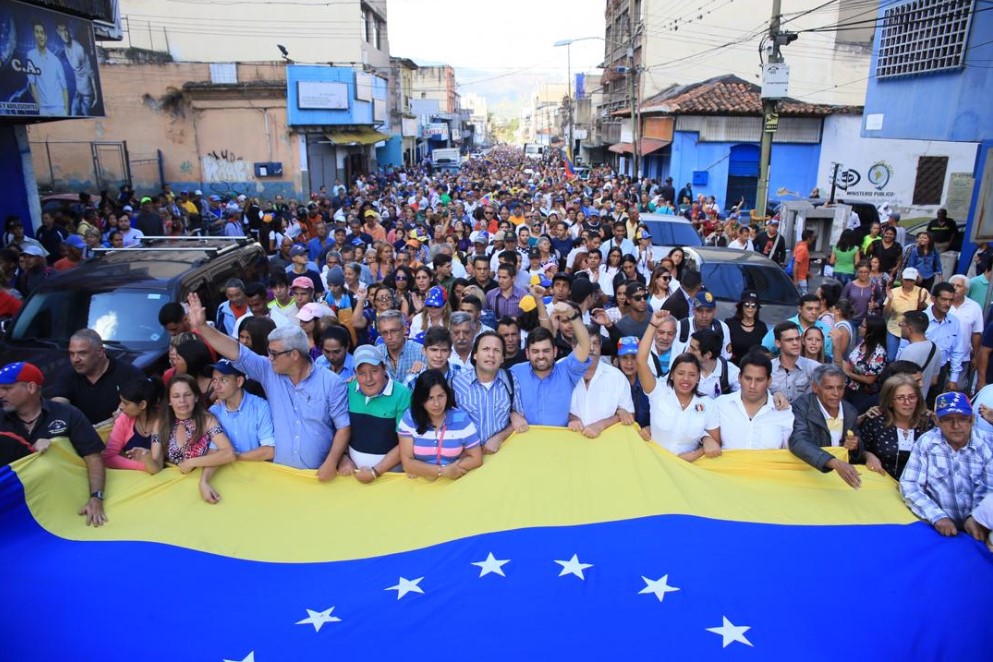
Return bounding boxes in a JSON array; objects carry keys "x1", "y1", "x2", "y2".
[
  {"x1": 877, "y1": 0, "x2": 975, "y2": 79},
  {"x1": 912, "y1": 156, "x2": 949, "y2": 206}
]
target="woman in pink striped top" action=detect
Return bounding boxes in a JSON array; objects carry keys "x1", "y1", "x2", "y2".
[
  {"x1": 103, "y1": 376, "x2": 165, "y2": 473},
  {"x1": 398, "y1": 370, "x2": 482, "y2": 481}
]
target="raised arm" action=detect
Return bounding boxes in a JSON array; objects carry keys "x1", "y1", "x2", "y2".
[
  {"x1": 637, "y1": 310, "x2": 669, "y2": 394},
  {"x1": 186, "y1": 293, "x2": 242, "y2": 360}
]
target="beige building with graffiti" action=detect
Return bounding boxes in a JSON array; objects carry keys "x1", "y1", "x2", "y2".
[{"x1": 28, "y1": 55, "x2": 300, "y2": 198}]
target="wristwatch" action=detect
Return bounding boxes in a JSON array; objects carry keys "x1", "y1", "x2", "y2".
[{"x1": 90, "y1": 490, "x2": 104, "y2": 500}]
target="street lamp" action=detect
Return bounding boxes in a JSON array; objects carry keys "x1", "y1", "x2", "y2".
[{"x1": 554, "y1": 36, "x2": 602, "y2": 163}]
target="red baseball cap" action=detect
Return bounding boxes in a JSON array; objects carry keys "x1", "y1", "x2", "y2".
[{"x1": 0, "y1": 362, "x2": 44, "y2": 386}]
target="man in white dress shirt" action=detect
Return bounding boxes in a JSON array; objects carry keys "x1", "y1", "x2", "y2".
[
  {"x1": 714, "y1": 352, "x2": 794, "y2": 450},
  {"x1": 569, "y1": 326, "x2": 634, "y2": 437}
]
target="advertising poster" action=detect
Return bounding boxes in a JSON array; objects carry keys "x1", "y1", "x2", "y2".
[{"x1": 0, "y1": 0, "x2": 104, "y2": 118}]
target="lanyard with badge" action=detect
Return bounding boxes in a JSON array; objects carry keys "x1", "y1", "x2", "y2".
[{"x1": 435, "y1": 425, "x2": 447, "y2": 465}]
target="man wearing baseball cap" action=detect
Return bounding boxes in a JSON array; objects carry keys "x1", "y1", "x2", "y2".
[
  {"x1": 207, "y1": 360, "x2": 275, "y2": 461},
  {"x1": 286, "y1": 244, "x2": 324, "y2": 296},
  {"x1": 901, "y1": 391, "x2": 993, "y2": 540},
  {"x1": 0, "y1": 361, "x2": 108, "y2": 526}
]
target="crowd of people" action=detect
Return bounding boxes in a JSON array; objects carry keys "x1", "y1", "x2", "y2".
[{"x1": 0, "y1": 147, "x2": 991, "y2": 549}]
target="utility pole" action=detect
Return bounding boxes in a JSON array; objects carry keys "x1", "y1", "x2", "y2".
[
  {"x1": 756, "y1": 0, "x2": 795, "y2": 221},
  {"x1": 566, "y1": 43, "x2": 573, "y2": 160},
  {"x1": 627, "y1": 3, "x2": 641, "y2": 180}
]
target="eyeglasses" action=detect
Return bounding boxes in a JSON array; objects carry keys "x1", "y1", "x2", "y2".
[
  {"x1": 268, "y1": 349, "x2": 294, "y2": 359},
  {"x1": 893, "y1": 394, "x2": 919, "y2": 403},
  {"x1": 660, "y1": 275, "x2": 671, "y2": 281},
  {"x1": 394, "y1": 275, "x2": 408, "y2": 281},
  {"x1": 375, "y1": 295, "x2": 393, "y2": 302}
]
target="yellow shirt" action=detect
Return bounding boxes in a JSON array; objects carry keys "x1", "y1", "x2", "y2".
[{"x1": 886, "y1": 285, "x2": 926, "y2": 336}]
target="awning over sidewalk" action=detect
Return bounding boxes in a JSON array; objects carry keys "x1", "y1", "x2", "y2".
[
  {"x1": 323, "y1": 126, "x2": 391, "y2": 145},
  {"x1": 608, "y1": 138, "x2": 670, "y2": 155}
]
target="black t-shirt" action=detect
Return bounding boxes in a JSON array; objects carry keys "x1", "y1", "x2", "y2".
[
  {"x1": 871, "y1": 241, "x2": 903, "y2": 275},
  {"x1": 467, "y1": 277, "x2": 498, "y2": 294},
  {"x1": 927, "y1": 218, "x2": 958, "y2": 245},
  {"x1": 502, "y1": 351, "x2": 528, "y2": 369},
  {"x1": 0, "y1": 399, "x2": 104, "y2": 467},
  {"x1": 48, "y1": 357, "x2": 144, "y2": 424},
  {"x1": 725, "y1": 317, "x2": 769, "y2": 364}
]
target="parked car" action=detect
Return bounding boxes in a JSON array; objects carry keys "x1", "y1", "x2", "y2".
[
  {"x1": 640, "y1": 214, "x2": 703, "y2": 262},
  {"x1": 0, "y1": 236, "x2": 265, "y2": 384},
  {"x1": 683, "y1": 246, "x2": 801, "y2": 325}
]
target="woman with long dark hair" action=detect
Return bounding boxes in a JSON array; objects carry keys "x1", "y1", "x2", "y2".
[
  {"x1": 612, "y1": 254, "x2": 644, "y2": 296},
  {"x1": 725, "y1": 290, "x2": 768, "y2": 364},
  {"x1": 397, "y1": 369, "x2": 483, "y2": 480},
  {"x1": 384, "y1": 264, "x2": 415, "y2": 317},
  {"x1": 170, "y1": 338, "x2": 215, "y2": 406},
  {"x1": 148, "y1": 374, "x2": 235, "y2": 503},
  {"x1": 906, "y1": 231, "x2": 942, "y2": 291},
  {"x1": 238, "y1": 316, "x2": 277, "y2": 356},
  {"x1": 842, "y1": 315, "x2": 889, "y2": 413},
  {"x1": 103, "y1": 376, "x2": 165, "y2": 472},
  {"x1": 599, "y1": 246, "x2": 623, "y2": 298}
]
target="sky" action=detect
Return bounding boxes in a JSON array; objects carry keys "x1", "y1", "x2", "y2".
[{"x1": 388, "y1": 0, "x2": 606, "y2": 83}]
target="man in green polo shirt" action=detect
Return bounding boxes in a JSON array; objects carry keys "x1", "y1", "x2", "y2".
[{"x1": 343, "y1": 345, "x2": 412, "y2": 483}]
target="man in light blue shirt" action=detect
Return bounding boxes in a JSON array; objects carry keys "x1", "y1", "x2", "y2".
[
  {"x1": 925, "y1": 283, "x2": 965, "y2": 391},
  {"x1": 186, "y1": 294, "x2": 351, "y2": 475},
  {"x1": 510, "y1": 304, "x2": 591, "y2": 427},
  {"x1": 601, "y1": 221, "x2": 637, "y2": 259},
  {"x1": 208, "y1": 360, "x2": 275, "y2": 460}
]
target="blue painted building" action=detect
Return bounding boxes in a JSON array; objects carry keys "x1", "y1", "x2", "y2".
[
  {"x1": 861, "y1": 0, "x2": 993, "y2": 273},
  {"x1": 632, "y1": 75, "x2": 859, "y2": 213},
  {"x1": 286, "y1": 65, "x2": 390, "y2": 191}
]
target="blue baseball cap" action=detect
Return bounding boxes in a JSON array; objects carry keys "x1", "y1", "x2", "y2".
[
  {"x1": 209, "y1": 360, "x2": 245, "y2": 377},
  {"x1": 617, "y1": 337, "x2": 639, "y2": 356},
  {"x1": 63, "y1": 235, "x2": 86, "y2": 249},
  {"x1": 694, "y1": 291, "x2": 717, "y2": 309},
  {"x1": 935, "y1": 392, "x2": 972, "y2": 418}
]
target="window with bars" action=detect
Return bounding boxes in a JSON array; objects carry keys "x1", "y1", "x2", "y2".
[
  {"x1": 876, "y1": 0, "x2": 975, "y2": 79},
  {"x1": 912, "y1": 156, "x2": 949, "y2": 205}
]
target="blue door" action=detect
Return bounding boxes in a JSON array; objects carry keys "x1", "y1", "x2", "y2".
[{"x1": 726, "y1": 144, "x2": 760, "y2": 214}]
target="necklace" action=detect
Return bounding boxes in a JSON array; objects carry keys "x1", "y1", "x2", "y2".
[{"x1": 19, "y1": 412, "x2": 41, "y2": 430}]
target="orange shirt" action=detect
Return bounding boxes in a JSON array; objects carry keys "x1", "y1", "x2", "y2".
[{"x1": 793, "y1": 241, "x2": 810, "y2": 281}]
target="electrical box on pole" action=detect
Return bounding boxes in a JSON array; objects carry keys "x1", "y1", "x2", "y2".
[{"x1": 761, "y1": 63, "x2": 790, "y2": 100}]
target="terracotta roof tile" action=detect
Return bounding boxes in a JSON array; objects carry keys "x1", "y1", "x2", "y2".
[{"x1": 637, "y1": 74, "x2": 860, "y2": 117}]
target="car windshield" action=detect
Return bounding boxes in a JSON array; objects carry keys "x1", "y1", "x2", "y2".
[
  {"x1": 642, "y1": 220, "x2": 702, "y2": 247},
  {"x1": 699, "y1": 263, "x2": 800, "y2": 307},
  {"x1": 11, "y1": 288, "x2": 171, "y2": 348}
]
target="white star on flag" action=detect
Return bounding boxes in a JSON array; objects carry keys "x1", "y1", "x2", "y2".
[
  {"x1": 295, "y1": 606, "x2": 342, "y2": 632},
  {"x1": 639, "y1": 574, "x2": 680, "y2": 602},
  {"x1": 385, "y1": 576, "x2": 425, "y2": 599},
  {"x1": 706, "y1": 616, "x2": 753, "y2": 648},
  {"x1": 472, "y1": 552, "x2": 510, "y2": 577},
  {"x1": 223, "y1": 652, "x2": 255, "y2": 662},
  {"x1": 555, "y1": 554, "x2": 593, "y2": 580}
]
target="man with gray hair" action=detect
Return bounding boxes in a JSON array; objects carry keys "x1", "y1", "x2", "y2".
[
  {"x1": 49, "y1": 328, "x2": 143, "y2": 424},
  {"x1": 448, "y1": 311, "x2": 476, "y2": 370},
  {"x1": 377, "y1": 309, "x2": 423, "y2": 382},
  {"x1": 186, "y1": 293, "x2": 351, "y2": 475},
  {"x1": 790, "y1": 363, "x2": 863, "y2": 489}
]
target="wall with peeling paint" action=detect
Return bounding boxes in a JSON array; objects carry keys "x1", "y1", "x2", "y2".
[{"x1": 26, "y1": 60, "x2": 303, "y2": 198}]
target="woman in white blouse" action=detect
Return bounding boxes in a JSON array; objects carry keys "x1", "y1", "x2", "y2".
[{"x1": 636, "y1": 309, "x2": 721, "y2": 461}]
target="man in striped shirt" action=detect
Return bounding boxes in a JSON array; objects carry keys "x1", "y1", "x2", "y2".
[{"x1": 451, "y1": 331, "x2": 527, "y2": 454}]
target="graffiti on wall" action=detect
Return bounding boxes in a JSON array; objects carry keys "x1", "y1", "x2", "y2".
[{"x1": 201, "y1": 149, "x2": 253, "y2": 183}]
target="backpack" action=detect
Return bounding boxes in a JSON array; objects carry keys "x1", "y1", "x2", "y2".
[
  {"x1": 785, "y1": 253, "x2": 795, "y2": 277},
  {"x1": 678, "y1": 318, "x2": 725, "y2": 347},
  {"x1": 716, "y1": 357, "x2": 731, "y2": 396}
]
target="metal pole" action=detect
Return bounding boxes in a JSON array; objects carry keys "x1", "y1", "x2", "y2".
[
  {"x1": 755, "y1": 0, "x2": 783, "y2": 220},
  {"x1": 567, "y1": 43, "x2": 573, "y2": 160}
]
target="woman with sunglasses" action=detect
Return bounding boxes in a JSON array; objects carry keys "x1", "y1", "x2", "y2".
[
  {"x1": 725, "y1": 290, "x2": 768, "y2": 365},
  {"x1": 647, "y1": 267, "x2": 674, "y2": 310},
  {"x1": 385, "y1": 265, "x2": 415, "y2": 317}
]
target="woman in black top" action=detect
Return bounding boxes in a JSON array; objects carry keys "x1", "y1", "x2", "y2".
[
  {"x1": 724, "y1": 290, "x2": 768, "y2": 365},
  {"x1": 857, "y1": 373, "x2": 934, "y2": 479},
  {"x1": 870, "y1": 226, "x2": 903, "y2": 278}
]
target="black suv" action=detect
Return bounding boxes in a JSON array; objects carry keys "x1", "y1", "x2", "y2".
[{"x1": 0, "y1": 237, "x2": 265, "y2": 380}]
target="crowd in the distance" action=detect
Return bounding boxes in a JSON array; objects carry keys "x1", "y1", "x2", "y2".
[{"x1": 0, "y1": 147, "x2": 991, "y2": 549}]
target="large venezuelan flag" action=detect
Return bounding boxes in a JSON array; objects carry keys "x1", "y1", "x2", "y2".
[{"x1": 2, "y1": 427, "x2": 992, "y2": 660}]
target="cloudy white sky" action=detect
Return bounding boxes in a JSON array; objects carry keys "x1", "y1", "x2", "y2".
[{"x1": 388, "y1": 0, "x2": 606, "y2": 78}]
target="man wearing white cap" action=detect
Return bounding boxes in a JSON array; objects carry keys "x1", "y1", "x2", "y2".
[{"x1": 15, "y1": 244, "x2": 54, "y2": 295}]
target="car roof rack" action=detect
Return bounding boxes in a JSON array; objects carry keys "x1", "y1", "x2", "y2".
[{"x1": 92, "y1": 236, "x2": 256, "y2": 257}]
